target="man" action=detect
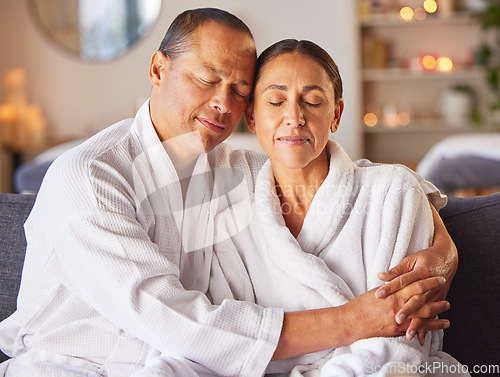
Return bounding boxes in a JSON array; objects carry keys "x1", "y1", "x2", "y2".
[{"x1": 0, "y1": 8, "x2": 456, "y2": 377}]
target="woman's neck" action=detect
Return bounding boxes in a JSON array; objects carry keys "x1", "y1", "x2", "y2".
[{"x1": 272, "y1": 150, "x2": 329, "y2": 238}]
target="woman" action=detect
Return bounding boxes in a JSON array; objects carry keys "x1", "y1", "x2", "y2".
[{"x1": 212, "y1": 39, "x2": 468, "y2": 376}]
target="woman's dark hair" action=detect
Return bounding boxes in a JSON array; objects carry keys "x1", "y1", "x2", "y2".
[
  {"x1": 253, "y1": 39, "x2": 343, "y2": 103},
  {"x1": 158, "y1": 8, "x2": 254, "y2": 60}
]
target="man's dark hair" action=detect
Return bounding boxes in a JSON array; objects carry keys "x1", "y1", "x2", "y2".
[{"x1": 158, "y1": 8, "x2": 254, "y2": 60}]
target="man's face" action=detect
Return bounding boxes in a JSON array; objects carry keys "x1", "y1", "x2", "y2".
[{"x1": 149, "y1": 20, "x2": 256, "y2": 153}]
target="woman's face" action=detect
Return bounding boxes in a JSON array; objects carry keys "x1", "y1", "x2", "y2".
[{"x1": 246, "y1": 53, "x2": 343, "y2": 171}]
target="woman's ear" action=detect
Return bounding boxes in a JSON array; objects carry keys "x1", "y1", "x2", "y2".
[
  {"x1": 330, "y1": 98, "x2": 344, "y2": 133},
  {"x1": 149, "y1": 51, "x2": 168, "y2": 87},
  {"x1": 245, "y1": 103, "x2": 256, "y2": 133}
]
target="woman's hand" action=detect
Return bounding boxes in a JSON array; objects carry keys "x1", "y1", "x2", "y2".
[
  {"x1": 345, "y1": 276, "x2": 450, "y2": 343},
  {"x1": 374, "y1": 203, "x2": 458, "y2": 344},
  {"x1": 272, "y1": 276, "x2": 449, "y2": 361}
]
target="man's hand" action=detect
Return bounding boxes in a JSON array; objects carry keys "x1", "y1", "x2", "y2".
[{"x1": 374, "y1": 203, "x2": 458, "y2": 344}]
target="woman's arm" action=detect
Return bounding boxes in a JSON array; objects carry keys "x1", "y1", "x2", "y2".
[
  {"x1": 271, "y1": 276, "x2": 449, "y2": 361},
  {"x1": 375, "y1": 202, "x2": 458, "y2": 343}
]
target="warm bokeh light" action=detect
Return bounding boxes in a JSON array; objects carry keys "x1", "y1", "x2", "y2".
[
  {"x1": 422, "y1": 55, "x2": 437, "y2": 70},
  {"x1": 437, "y1": 56, "x2": 453, "y2": 72},
  {"x1": 414, "y1": 8, "x2": 427, "y2": 21},
  {"x1": 397, "y1": 112, "x2": 411, "y2": 126},
  {"x1": 364, "y1": 113, "x2": 378, "y2": 127},
  {"x1": 423, "y1": 0, "x2": 438, "y2": 14},
  {"x1": 400, "y1": 7, "x2": 414, "y2": 21}
]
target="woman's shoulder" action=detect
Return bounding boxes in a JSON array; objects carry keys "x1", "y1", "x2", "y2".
[{"x1": 355, "y1": 160, "x2": 422, "y2": 190}]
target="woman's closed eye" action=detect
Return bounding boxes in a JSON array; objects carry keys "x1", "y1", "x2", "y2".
[{"x1": 270, "y1": 101, "x2": 285, "y2": 107}]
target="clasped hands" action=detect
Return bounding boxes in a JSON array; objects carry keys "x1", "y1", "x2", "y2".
[{"x1": 349, "y1": 234, "x2": 458, "y2": 346}]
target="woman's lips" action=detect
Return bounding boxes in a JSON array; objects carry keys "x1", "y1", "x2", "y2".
[
  {"x1": 197, "y1": 117, "x2": 225, "y2": 133},
  {"x1": 277, "y1": 136, "x2": 309, "y2": 145}
]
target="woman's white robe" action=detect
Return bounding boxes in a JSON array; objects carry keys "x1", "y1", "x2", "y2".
[{"x1": 212, "y1": 140, "x2": 468, "y2": 377}]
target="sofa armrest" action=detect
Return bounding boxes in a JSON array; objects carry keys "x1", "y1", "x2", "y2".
[
  {"x1": 439, "y1": 193, "x2": 500, "y2": 374},
  {"x1": 0, "y1": 193, "x2": 36, "y2": 363}
]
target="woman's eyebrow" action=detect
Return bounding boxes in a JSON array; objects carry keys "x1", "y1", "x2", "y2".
[
  {"x1": 263, "y1": 84, "x2": 326, "y2": 93},
  {"x1": 303, "y1": 85, "x2": 326, "y2": 93},
  {"x1": 263, "y1": 84, "x2": 288, "y2": 92}
]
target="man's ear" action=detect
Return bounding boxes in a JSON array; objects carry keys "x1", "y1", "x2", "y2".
[
  {"x1": 245, "y1": 103, "x2": 256, "y2": 133},
  {"x1": 149, "y1": 51, "x2": 168, "y2": 87},
  {"x1": 330, "y1": 98, "x2": 344, "y2": 133}
]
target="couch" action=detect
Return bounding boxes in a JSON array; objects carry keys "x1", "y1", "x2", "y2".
[{"x1": 1, "y1": 192, "x2": 499, "y2": 375}]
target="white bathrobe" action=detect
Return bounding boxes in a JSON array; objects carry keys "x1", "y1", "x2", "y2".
[
  {"x1": 0, "y1": 100, "x2": 283, "y2": 377},
  {"x1": 0, "y1": 99, "x2": 447, "y2": 376},
  {"x1": 212, "y1": 141, "x2": 468, "y2": 377}
]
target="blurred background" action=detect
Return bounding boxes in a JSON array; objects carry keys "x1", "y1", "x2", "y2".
[{"x1": 1, "y1": 0, "x2": 499, "y2": 196}]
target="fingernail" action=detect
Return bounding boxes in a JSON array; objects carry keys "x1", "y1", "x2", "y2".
[
  {"x1": 438, "y1": 277, "x2": 446, "y2": 285},
  {"x1": 396, "y1": 313, "x2": 406, "y2": 324},
  {"x1": 375, "y1": 289, "x2": 385, "y2": 299},
  {"x1": 444, "y1": 321, "x2": 450, "y2": 329},
  {"x1": 407, "y1": 330, "x2": 416, "y2": 340}
]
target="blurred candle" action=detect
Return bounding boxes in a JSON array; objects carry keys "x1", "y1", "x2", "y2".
[
  {"x1": 364, "y1": 113, "x2": 378, "y2": 127},
  {"x1": 414, "y1": 8, "x2": 427, "y2": 21},
  {"x1": 437, "y1": 56, "x2": 453, "y2": 72},
  {"x1": 424, "y1": 0, "x2": 438, "y2": 14},
  {"x1": 400, "y1": 7, "x2": 414, "y2": 21},
  {"x1": 422, "y1": 55, "x2": 437, "y2": 70}
]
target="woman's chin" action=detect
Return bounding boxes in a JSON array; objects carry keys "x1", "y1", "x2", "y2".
[{"x1": 270, "y1": 156, "x2": 311, "y2": 171}]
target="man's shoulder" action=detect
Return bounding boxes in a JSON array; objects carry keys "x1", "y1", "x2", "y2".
[
  {"x1": 56, "y1": 119, "x2": 135, "y2": 166},
  {"x1": 212, "y1": 143, "x2": 268, "y2": 170},
  {"x1": 43, "y1": 118, "x2": 138, "y2": 188}
]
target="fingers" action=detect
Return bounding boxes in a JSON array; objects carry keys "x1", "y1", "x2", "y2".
[
  {"x1": 405, "y1": 317, "x2": 450, "y2": 345},
  {"x1": 376, "y1": 268, "x2": 442, "y2": 300},
  {"x1": 393, "y1": 277, "x2": 447, "y2": 323},
  {"x1": 397, "y1": 299, "x2": 450, "y2": 325},
  {"x1": 376, "y1": 258, "x2": 412, "y2": 283},
  {"x1": 418, "y1": 331, "x2": 426, "y2": 346},
  {"x1": 404, "y1": 276, "x2": 446, "y2": 297},
  {"x1": 375, "y1": 270, "x2": 417, "y2": 299}
]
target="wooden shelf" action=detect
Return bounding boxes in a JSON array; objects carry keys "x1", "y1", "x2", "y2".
[
  {"x1": 362, "y1": 67, "x2": 485, "y2": 82},
  {"x1": 363, "y1": 121, "x2": 482, "y2": 134},
  {"x1": 360, "y1": 11, "x2": 478, "y2": 28}
]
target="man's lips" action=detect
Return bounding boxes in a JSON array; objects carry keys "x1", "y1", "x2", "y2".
[
  {"x1": 277, "y1": 136, "x2": 310, "y2": 145},
  {"x1": 197, "y1": 117, "x2": 225, "y2": 134}
]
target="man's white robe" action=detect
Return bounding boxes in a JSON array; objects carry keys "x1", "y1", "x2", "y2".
[{"x1": 0, "y1": 101, "x2": 283, "y2": 377}]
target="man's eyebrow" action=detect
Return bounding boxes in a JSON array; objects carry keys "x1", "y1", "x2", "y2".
[{"x1": 204, "y1": 65, "x2": 251, "y2": 86}]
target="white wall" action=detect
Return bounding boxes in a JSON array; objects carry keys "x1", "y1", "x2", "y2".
[{"x1": 0, "y1": 0, "x2": 361, "y2": 158}]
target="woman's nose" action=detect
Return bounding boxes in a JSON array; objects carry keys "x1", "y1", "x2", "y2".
[{"x1": 284, "y1": 104, "x2": 305, "y2": 127}]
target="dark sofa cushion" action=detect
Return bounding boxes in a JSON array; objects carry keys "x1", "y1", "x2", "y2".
[
  {"x1": 439, "y1": 193, "x2": 500, "y2": 375},
  {"x1": 0, "y1": 193, "x2": 35, "y2": 363}
]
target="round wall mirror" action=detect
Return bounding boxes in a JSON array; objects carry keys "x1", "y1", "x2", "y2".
[{"x1": 29, "y1": 0, "x2": 162, "y2": 62}]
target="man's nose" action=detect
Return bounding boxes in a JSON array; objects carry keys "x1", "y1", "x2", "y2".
[{"x1": 211, "y1": 86, "x2": 232, "y2": 114}]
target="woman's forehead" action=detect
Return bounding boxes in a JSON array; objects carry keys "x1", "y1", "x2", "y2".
[{"x1": 258, "y1": 53, "x2": 333, "y2": 92}]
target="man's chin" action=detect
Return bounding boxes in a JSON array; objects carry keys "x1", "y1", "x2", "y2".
[{"x1": 203, "y1": 133, "x2": 231, "y2": 153}]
